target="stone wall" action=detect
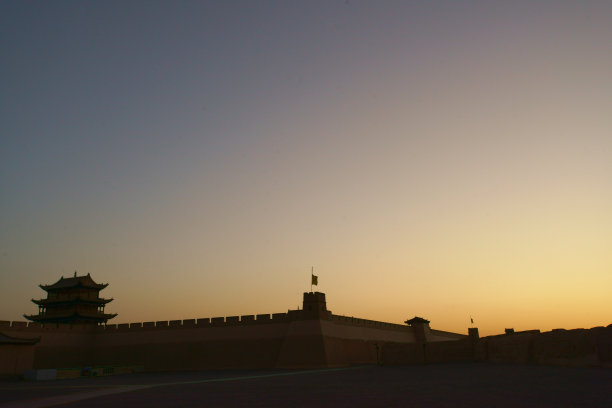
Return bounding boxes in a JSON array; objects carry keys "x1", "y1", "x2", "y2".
[
  {"x1": 0, "y1": 344, "x2": 36, "y2": 378},
  {"x1": 381, "y1": 339, "x2": 474, "y2": 365},
  {"x1": 1, "y1": 321, "x2": 95, "y2": 369},
  {"x1": 4, "y1": 317, "x2": 610, "y2": 372},
  {"x1": 0, "y1": 310, "x2": 431, "y2": 371},
  {"x1": 479, "y1": 326, "x2": 612, "y2": 367},
  {"x1": 381, "y1": 325, "x2": 612, "y2": 367}
]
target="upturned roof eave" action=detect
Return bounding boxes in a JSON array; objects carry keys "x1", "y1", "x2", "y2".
[
  {"x1": 405, "y1": 316, "x2": 431, "y2": 325},
  {"x1": 39, "y1": 282, "x2": 109, "y2": 291},
  {"x1": 31, "y1": 297, "x2": 114, "y2": 305},
  {"x1": 24, "y1": 311, "x2": 117, "y2": 322}
]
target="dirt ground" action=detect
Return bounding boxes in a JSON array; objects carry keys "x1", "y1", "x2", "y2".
[{"x1": 1, "y1": 363, "x2": 611, "y2": 408}]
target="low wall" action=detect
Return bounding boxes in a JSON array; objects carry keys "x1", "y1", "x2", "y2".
[
  {"x1": 379, "y1": 326, "x2": 612, "y2": 367},
  {"x1": 10, "y1": 318, "x2": 607, "y2": 370},
  {"x1": 0, "y1": 314, "x2": 433, "y2": 371},
  {"x1": 93, "y1": 322, "x2": 292, "y2": 370},
  {"x1": 320, "y1": 319, "x2": 417, "y2": 367},
  {"x1": 1, "y1": 322, "x2": 96, "y2": 369},
  {"x1": 0, "y1": 345, "x2": 36, "y2": 378},
  {"x1": 381, "y1": 340, "x2": 474, "y2": 365},
  {"x1": 479, "y1": 326, "x2": 612, "y2": 367},
  {"x1": 381, "y1": 342, "x2": 426, "y2": 365},
  {"x1": 0, "y1": 316, "x2": 294, "y2": 371},
  {"x1": 0, "y1": 313, "x2": 472, "y2": 372},
  {"x1": 94, "y1": 318, "x2": 416, "y2": 370}
]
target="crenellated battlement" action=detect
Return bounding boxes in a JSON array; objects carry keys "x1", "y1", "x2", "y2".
[
  {"x1": 0, "y1": 312, "x2": 298, "y2": 334},
  {"x1": 0, "y1": 320, "x2": 97, "y2": 332},
  {"x1": 0, "y1": 310, "x2": 445, "y2": 336},
  {"x1": 0, "y1": 291, "x2": 478, "y2": 374},
  {"x1": 2, "y1": 312, "x2": 410, "y2": 333},
  {"x1": 3, "y1": 291, "x2": 412, "y2": 334},
  {"x1": 97, "y1": 312, "x2": 293, "y2": 331},
  {"x1": 3, "y1": 290, "x2": 609, "y2": 375}
]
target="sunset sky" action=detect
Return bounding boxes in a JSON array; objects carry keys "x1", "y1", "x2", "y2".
[{"x1": 1, "y1": 1, "x2": 610, "y2": 336}]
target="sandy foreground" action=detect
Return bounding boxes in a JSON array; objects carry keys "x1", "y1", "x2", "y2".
[{"x1": 1, "y1": 363, "x2": 611, "y2": 408}]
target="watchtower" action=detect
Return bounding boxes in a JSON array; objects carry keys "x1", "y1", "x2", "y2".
[
  {"x1": 405, "y1": 316, "x2": 431, "y2": 343},
  {"x1": 24, "y1": 272, "x2": 117, "y2": 325},
  {"x1": 301, "y1": 292, "x2": 330, "y2": 319}
]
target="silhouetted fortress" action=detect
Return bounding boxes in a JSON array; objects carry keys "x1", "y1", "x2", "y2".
[
  {"x1": 1, "y1": 274, "x2": 611, "y2": 378},
  {"x1": 24, "y1": 273, "x2": 116, "y2": 325}
]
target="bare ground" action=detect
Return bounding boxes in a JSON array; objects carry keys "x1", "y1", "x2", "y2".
[{"x1": 1, "y1": 363, "x2": 611, "y2": 408}]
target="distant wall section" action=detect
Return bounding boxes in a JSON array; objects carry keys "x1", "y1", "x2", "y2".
[{"x1": 479, "y1": 326, "x2": 612, "y2": 367}]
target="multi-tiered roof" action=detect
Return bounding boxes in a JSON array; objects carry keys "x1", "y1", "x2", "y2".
[{"x1": 24, "y1": 273, "x2": 117, "y2": 325}]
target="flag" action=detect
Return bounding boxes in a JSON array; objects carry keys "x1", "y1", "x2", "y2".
[
  {"x1": 470, "y1": 317, "x2": 474, "y2": 324},
  {"x1": 311, "y1": 274, "x2": 318, "y2": 286}
]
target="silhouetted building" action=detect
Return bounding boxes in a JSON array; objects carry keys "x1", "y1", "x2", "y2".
[
  {"x1": 24, "y1": 273, "x2": 116, "y2": 325},
  {"x1": 405, "y1": 316, "x2": 431, "y2": 343},
  {"x1": 301, "y1": 291, "x2": 330, "y2": 319},
  {"x1": 6, "y1": 286, "x2": 475, "y2": 374}
]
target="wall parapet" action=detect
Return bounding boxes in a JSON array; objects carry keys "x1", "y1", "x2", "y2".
[
  {"x1": 330, "y1": 314, "x2": 409, "y2": 331},
  {"x1": 240, "y1": 315, "x2": 254, "y2": 323},
  {"x1": 1, "y1": 321, "x2": 99, "y2": 332},
  {"x1": 479, "y1": 326, "x2": 612, "y2": 367},
  {"x1": 4, "y1": 311, "x2": 446, "y2": 334},
  {"x1": 2, "y1": 314, "x2": 405, "y2": 332},
  {"x1": 87, "y1": 311, "x2": 296, "y2": 332}
]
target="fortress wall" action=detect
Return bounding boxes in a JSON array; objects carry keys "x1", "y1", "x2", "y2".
[
  {"x1": 0, "y1": 345, "x2": 36, "y2": 378},
  {"x1": 276, "y1": 318, "x2": 430, "y2": 368},
  {"x1": 5, "y1": 290, "x2": 473, "y2": 371},
  {"x1": 375, "y1": 326, "x2": 612, "y2": 367},
  {"x1": 380, "y1": 339, "x2": 474, "y2": 365},
  {"x1": 1, "y1": 322, "x2": 96, "y2": 369},
  {"x1": 98, "y1": 312, "x2": 285, "y2": 332},
  {"x1": 276, "y1": 320, "x2": 328, "y2": 368},
  {"x1": 91, "y1": 315, "x2": 295, "y2": 370},
  {"x1": 318, "y1": 316, "x2": 468, "y2": 367},
  {"x1": 593, "y1": 326, "x2": 612, "y2": 364},
  {"x1": 327, "y1": 317, "x2": 466, "y2": 343},
  {"x1": 95, "y1": 318, "x2": 389, "y2": 370},
  {"x1": 1, "y1": 316, "x2": 294, "y2": 370},
  {"x1": 530, "y1": 329, "x2": 599, "y2": 366},
  {"x1": 4, "y1": 319, "x2": 609, "y2": 371},
  {"x1": 427, "y1": 329, "x2": 467, "y2": 342},
  {"x1": 481, "y1": 326, "x2": 612, "y2": 367},
  {"x1": 483, "y1": 332, "x2": 536, "y2": 364},
  {"x1": 1, "y1": 312, "x2": 474, "y2": 371},
  {"x1": 276, "y1": 316, "x2": 430, "y2": 367},
  {"x1": 381, "y1": 342, "x2": 426, "y2": 365},
  {"x1": 316, "y1": 320, "x2": 422, "y2": 367},
  {"x1": 92, "y1": 338, "x2": 287, "y2": 371},
  {"x1": 425, "y1": 339, "x2": 474, "y2": 363},
  {"x1": 90, "y1": 312, "x2": 426, "y2": 370},
  {"x1": 330, "y1": 315, "x2": 406, "y2": 330},
  {"x1": 95, "y1": 318, "x2": 418, "y2": 370},
  {"x1": 95, "y1": 322, "x2": 291, "y2": 346},
  {"x1": 323, "y1": 337, "x2": 380, "y2": 366},
  {"x1": 322, "y1": 319, "x2": 415, "y2": 343}
]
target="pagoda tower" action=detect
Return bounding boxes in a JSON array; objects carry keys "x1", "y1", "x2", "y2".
[{"x1": 24, "y1": 272, "x2": 117, "y2": 325}]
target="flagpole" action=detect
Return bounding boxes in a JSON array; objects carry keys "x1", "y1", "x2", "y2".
[{"x1": 310, "y1": 266, "x2": 313, "y2": 293}]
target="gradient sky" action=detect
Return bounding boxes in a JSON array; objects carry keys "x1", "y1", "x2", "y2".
[{"x1": 1, "y1": 1, "x2": 611, "y2": 336}]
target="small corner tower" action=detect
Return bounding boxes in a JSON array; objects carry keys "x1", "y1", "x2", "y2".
[
  {"x1": 24, "y1": 272, "x2": 117, "y2": 325},
  {"x1": 301, "y1": 292, "x2": 330, "y2": 319},
  {"x1": 405, "y1": 316, "x2": 431, "y2": 343}
]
